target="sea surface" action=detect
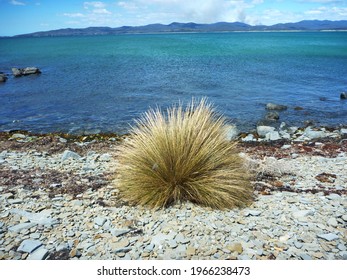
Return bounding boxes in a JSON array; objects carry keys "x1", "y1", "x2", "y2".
[{"x1": 0, "y1": 32, "x2": 346, "y2": 134}]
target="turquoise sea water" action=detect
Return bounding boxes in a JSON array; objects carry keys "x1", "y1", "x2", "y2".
[{"x1": 0, "y1": 32, "x2": 346, "y2": 134}]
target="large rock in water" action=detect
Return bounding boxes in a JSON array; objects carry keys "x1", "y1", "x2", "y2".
[
  {"x1": 265, "y1": 112, "x2": 280, "y2": 121},
  {"x1": 12, "y1": 67, "x2": 41, "y2": 77},
  {"x1": 0, "y1": 73, "x2": 7, "y2": 82},
  {"x1": 12, "y1": 67, "x2": 22, "y2": 77},
  {"x1": 266, "y1": 103, "x2": 288, "y2": 110},
  {"x1": 341, "y1": 92, "x2": 347, "y2": 99},
  {"x1": 22, "y1": 67, "x2": 41, "y2": 75}
]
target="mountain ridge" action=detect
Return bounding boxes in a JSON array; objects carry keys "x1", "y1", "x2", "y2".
[{"x1": 8, "y1": 20, "x2": 347, "y2": 38}]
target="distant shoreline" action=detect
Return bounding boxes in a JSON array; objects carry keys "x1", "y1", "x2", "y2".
[{"x1": 2, "y1": 19, "x2": 347, "y2": 38}]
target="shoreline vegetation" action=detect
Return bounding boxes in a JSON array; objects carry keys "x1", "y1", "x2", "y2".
[{"x1": 0, "y1": 122, "x2": 346, "y2": 260}]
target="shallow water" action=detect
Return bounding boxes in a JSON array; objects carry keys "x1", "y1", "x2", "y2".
[{"x1": 0, "y1": 32, "x2": 346, "y2": 134}]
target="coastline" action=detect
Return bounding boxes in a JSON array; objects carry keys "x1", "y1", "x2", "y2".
[{"x1": 0, "y1": 127, "x2": 346, "y2": 260}]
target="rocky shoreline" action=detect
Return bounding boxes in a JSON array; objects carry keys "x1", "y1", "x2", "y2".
[{"x1": 0, "y1": 127, "x2": 346, "y2": 260}]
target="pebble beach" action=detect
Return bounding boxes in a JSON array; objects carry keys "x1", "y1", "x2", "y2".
[{"x1": 0, "y1": 126, "x2": 346, "y2": 260}]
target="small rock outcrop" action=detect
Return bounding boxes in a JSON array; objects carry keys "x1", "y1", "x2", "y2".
[
  {"x1": 265, "y1": 112, "x2": 280, "y2": 121},
  {"x1": 266, "y1": 103, "x2": 288, "y2": 110},
  {"x1": 341, "y1": 92, "x2": 347, "y2": 99},
  {"x1": 12, "y1": 67, "x2": 41, "y2": 77},
  {"x1": 0, "y1": 73, "x2": 7, "y2": 83}
]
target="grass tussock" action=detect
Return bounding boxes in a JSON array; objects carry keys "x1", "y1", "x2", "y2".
[{"x1": 117, "y1": 98, "x2": 253, "y2": 209}]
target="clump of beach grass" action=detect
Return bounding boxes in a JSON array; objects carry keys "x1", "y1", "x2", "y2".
[{"x1": 117, "y1": 98, "x2": 253, "y2": 209}]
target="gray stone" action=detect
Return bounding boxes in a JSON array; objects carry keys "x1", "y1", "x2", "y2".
[
  {"x1": 342, "y1": 215, "x2": 347, "y2": 222},
  {"x1": 175, "y1": 234, "x2": 190, "y2": 244},
  {"x1": 257, "y1": 126, "x2": 275, "y2": 137},
  {"x1": 303, "y1": 127, "x2": 327, "y2": 139},
  {"x1": 8, "y1": 222, "x2": 36, "y2": 233},
  {"x1": 317, "y1": 233, "x2": 339, "y2": 241},
  {"x1": 22, "y1": 67, "x2": 41, "y2": 75},
  {"x1": 245, "y1": 210, "x2": 261, "y2": 217},
  {"x1": 8, "y1": 199, "x2": 23, "y2": 204},
  {"x1": 337, "y1": 244, "x2": 346, "y2": 251},
  {"x1": 226, "y1": 125, "x2": 239, "y2": 140},
  {"x1": 299, "y1": 253, "x2": 312, "y2": 260},
  {"x1": 294, "y1": 241, "x2": 303, "y2": 249},
  {"x1": 265, "y1": 131, "x2": 281, "y2": 141},
  {"x1": 27, "y1": 248, "x2": 49, "y2": 260},
  {"x1": 61, "y1": 150, "x2": 81, "y2": 161},
  {"x1": 94, "y1": 217, "x2": 107, "y2": 227},
  {"x1": 326, "y1": 194, "x2": 341, "y2": 200},
  {"x1": 327, "y1": 218, "x2": 338, "y2": 227},
  {"x1": 56, "y1": 243, "x2": 69, "y2": 251},
  {"x1": 10, "y1": 209, "x2": 58, "y2": 227},
  {"x1": 266, "y1": 103, "x2": 288, "y2": 110},
  {"x1": 99, "y1": 153, "x2": 112, "y2": 162},
  {"x1": 111, "y1": 228, "x2": 131, "y2": 237},
  {"x1": 11, "y1": 133, "x2": 26, "y2": 139},
  {"x1": 292, "y1": 210, "x2": 315, "y2": 219},
  {"x1": 340, "y1": 128, "x2": 347, "y2": 137},
  {"x1": 265, "y1": 112, "x2": 280, "y2": 121},
  {"x1": 340, "y1": 92, "x2": 347, "y2": 99},
  {"x1": 242, "y1": 134, "x2": 254, "y2": 142},
  {"x1": 12, "y1": 67, "x2": 22, "y2": 77},
  {"x1": 144, "y1": 243, "x2": 155, "y2": 252},
  {"x1": 114, "y1": 247, "x2": 132, "y2": 254},
  {"x1": 17, "y1": 239, "x2": 42, "y2": 253},
  {"x1": 151, "y1": 233, "x2": 169, "y2": 246},
  {"x1": 168, "y1": 240, "x2": 178, "y2": 249}
]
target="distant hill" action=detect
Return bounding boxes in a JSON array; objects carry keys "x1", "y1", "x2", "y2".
[{"x1": 12, "y1": 20, "x2": 347, "y2": 37}]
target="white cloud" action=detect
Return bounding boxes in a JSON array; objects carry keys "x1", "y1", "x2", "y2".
[
  {"x1": 83, "y1": 1, "x2": 107, "y2": 9},
  {"x1": 10, "y1": 0, "x2": 26, "y2": 5},
  {"x1": 92, "y1": 8, "x2": 112, "y2": 14},
  {"x1": 63, "y1": 13, "x2": 85, "y2": 18}
]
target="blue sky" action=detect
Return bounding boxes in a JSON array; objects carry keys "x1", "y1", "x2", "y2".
[{"x1": 1, "y1": 0, "x2": 347, "y2": 36}]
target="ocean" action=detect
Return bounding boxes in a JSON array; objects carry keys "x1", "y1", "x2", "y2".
[{"x1": 0, "y1": 32, "x2": 346, "y2": 134}]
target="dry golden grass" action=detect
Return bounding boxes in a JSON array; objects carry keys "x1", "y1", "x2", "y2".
[{"x1": 117, "y1": 99, "x2": 253, "y2": 209}]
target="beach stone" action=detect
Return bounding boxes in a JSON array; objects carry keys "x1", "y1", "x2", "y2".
[
  {"x1": 292, "y1": 210, "x2": 314, "y2": 219},
  {"x1": 342, "y1": 215, "x2": 347, "y2": 222},
  {"x1": 151, "y1": 233, "x2": 168, "y2": 246},
  {"x1": 168, "y1": 240, "x2": 178, "y2": 249},
  {"x1": 257, "y1": 126, "x2": 275, "y2": 137},
  {"x1": 8, "y1": 222, "x2": 36, "y2": 233},
  {"x1": 299, "y1": 253, "x2": 312, "y2": 260},
  {"x1": 186, "y1": 246, "x2": 196, "y2": 256},
  {"x1": 61, "y1": 150, "x2": 81, "y2": 161},
  {"x1": 17, "y1": 240, "x2": 42, "y2": 253},
  {"x1": 294, "y1": 241, "x2": 303, "y2": 249},
  {"x1": 266, "y1": 103, "x2": 288, "y2": 110},
  {"x1": 94, "y1": 217, "x2": 107, "y2": 227},
  {"x1": 99, "y1": 153, "x2": 112, "y2": 162},
  {"x1": 27, "y1": 247, "x2": 49, "y2": 260},
  {"x1": 265, "y1": 131, "x2": 281, "y2": 141},
  {"x1": 10, "y1": 209, "x2": 58, "y2": 227},
  {"x1": 226, "y1": 125, "x2": 239, "y2": 140},
  {"x1": 242, "y1": 134, "x2": 254, "y2": 142},
  {"x1": 317, "y1": 233, "x2": 339, "y2": 241},
  {"x1": 10, "y1": 133, "x2": 26, "y2": 139},
  {"x1": 245, "y1": 210, "x2": 261, "y2": 217},
  {"x1": 111, "y1": 228, "x2": 131, "y2": 237},
  {"x1": 327, "y1": 218, "x2": 338, "y2": 227},
  {"x1": 114, "y1": 247, "x2": 132, "y2": 254},
  {"x1": 228, "y1": 243, "x2": 243, "y2": 254},
  {"x1": 265, "y1": 112, "x2": 280, "y2": 121},
  {"x1": 303, "y1": 127, "x2": 326, "y2": 139}
]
